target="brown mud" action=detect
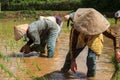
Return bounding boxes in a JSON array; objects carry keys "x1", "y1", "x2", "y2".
[
  {"x1": 0, "y1": 32, "x2": 117, "y2": 80},
  {"x1": 0, "y1": 19, "x2": 120, "y2": 80}
]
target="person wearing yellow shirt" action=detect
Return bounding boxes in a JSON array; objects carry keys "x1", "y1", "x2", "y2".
[{"x1": 61, "y1": 8, "x2": 120, "y2": 80}]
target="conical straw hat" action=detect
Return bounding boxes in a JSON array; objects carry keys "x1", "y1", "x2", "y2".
[
  {"x1": 14, "y1": 24, "x2": 28, "y2": 41},
  {"x1": 73, "y1": 8, "x2": 110, "y2": 35}
]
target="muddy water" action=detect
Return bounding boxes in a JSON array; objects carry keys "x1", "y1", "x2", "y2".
[{"x1": 1, "y1": 26, "x2": 119, "y2": 80}]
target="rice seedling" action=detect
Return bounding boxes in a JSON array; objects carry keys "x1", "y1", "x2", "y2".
[
  {"x1": 0, "y1": 63, "x2": 19, "y2": 80},
  {"x1": 32, "y1": 62, "x2": 41, "y2": 71},
  {"x1": 21, "y1": 54, "x2": 26, "y2": 63},
  {"x1": 111, "y1": 56, "x2": 120, "y2": 80},
  {"x1": 35, "y1": 63, "x2": 41, "y2": 71},
  {"x1": 25, "y1": 69, "x2": 36, "y2": 78},
  {"x1": 5, "y1": 56, "x2": 11, "y2": 62},
  {"x1": 0, "y1": 52, "x2": 11, "y2": 62},
  {"x1": 4, "y1": 44, "x2": 8, "y2": 54},
  {"x1": 0, "y1": 51, "x2": 4, "y2": 58},
  {"x1": 16, "y1": 59, "x2": 25, "y2": 72},
  {"x1": 16, "y1": 59, "x2": 38, "y2": 78}
]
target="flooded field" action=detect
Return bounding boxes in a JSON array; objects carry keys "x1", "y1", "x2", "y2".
[{"x1": 0, "y1": 19, "x2": 120, "y2": 80}]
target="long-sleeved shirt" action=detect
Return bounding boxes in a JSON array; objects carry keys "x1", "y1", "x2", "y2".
[
  {"x1": 26, "y1": 19, "x2": 58, "y2": 51},
  {"x1": 69, "y1": 27, "x2": 120, "y2": 60}
]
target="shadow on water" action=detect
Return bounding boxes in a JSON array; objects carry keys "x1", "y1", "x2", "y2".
[
  {"x1": 6, "y1": 52, "x2": 40, "y2": 58},
  {"x1": 33, "y1": 71, "x2": 86, "y2": 80}
]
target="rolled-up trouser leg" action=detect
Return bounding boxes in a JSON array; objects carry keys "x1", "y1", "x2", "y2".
[
  {"x1": 61, "y1": 48, "x2": 84, "y2": 72},
  {"x1": 87, "y1": 48, "x2": 96, "y2": 77}
]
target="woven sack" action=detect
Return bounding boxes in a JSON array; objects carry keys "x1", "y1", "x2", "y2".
[
  {"x1": 39, "y1": 16, "x2": 61, "y2": 34},
  {"x1": 73, "y1": 8, "x2": 110, "y2": 35},
  {"x1": 39, "y1": 16, "x2": 56, "y2": 23}
]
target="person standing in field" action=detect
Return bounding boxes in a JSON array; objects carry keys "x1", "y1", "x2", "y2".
[
  {"x1": 14, "y1": 16, "x2": 62, "y2": 58},
  {"x1": 114, "y1": 10, "x2": 120, "y2": 24},
  {"x1": 61, "y1": 8, "x2": 120, "y2": 80}
]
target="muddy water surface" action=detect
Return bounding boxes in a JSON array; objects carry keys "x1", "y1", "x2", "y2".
[{"x1": 1, "y1": 24, "x2": 119, "y2": 80}]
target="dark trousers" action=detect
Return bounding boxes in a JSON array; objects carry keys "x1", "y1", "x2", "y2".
[{"x1": 61, "y1": 48, "x2": 96, "y2": 77}]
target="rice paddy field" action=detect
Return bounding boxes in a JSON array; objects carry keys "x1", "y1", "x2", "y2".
[
  {"x1": 0, "y1": 17, "x2": 70, "y2": 80},
  {"x1": 0, "y1": 12, "x2": 120, "y2": 80},
  {"x1": 0, "y1": 18, "x2": 35, "y2": 80}
]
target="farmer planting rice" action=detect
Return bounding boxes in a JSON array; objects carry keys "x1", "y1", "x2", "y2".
[
  {"x1": 14, "y1": 16, "x2": 62, "y2": 58},
  {"x1": 61, "y1": 8, "x2": 120, "y2": 80}
]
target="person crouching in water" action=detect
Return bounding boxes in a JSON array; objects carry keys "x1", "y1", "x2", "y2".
[
  {"x1": 61, "y1": 8, "x2": 120, "y2": 80},
  {"x1": 14, "y1": 17, "x2": 62, "y2": 58}
]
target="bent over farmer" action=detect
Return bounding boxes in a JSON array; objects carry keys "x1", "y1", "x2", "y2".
[
  {"x1": 14, "y1": 17, "x2": 62, "y2": 58},
  {"x1": 61, "y1": 8, "x2": 120, "y2": 80},
  {"x1": 39, "y1": 15, "x2": 63, "y2": 41}
]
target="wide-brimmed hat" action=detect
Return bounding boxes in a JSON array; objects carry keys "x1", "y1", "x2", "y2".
[
  {"x1": 73, "y1": 8, "x2": 110, "y2": 35},
  {"x1": 14, "y1": 24, "x2": 28, "y2": 41}
]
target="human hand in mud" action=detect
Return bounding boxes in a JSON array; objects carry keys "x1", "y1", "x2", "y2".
[
  {"x1": 116, "y1": 51, "x2": 120, "y2": 62},
  {"x1": 70, "y1": 59, "x2": 77, "y2": 73},
  {"x1": 20, "y1": 44, "x2": 31, "y2": 54}
]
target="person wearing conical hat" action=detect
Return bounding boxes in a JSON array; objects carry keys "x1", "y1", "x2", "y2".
[
  {"x1": 61, "y1": 8, "x2": 120, "y2": 80},
  {"x1": 14, "y1": 16, "x2": 62, "y2": 58}
]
